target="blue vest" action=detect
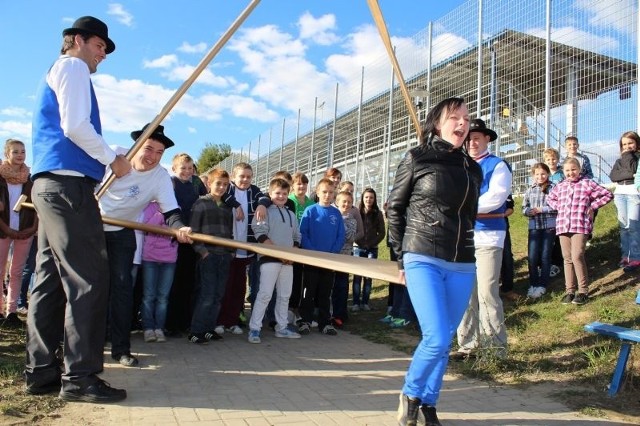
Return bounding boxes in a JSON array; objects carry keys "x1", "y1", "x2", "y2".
[
  {"x1": 31, "y1": 73, "x2": 106, "y2": 182},
  {"x1": 476, "y1": 155, "x2": 507, "y2": 231}
]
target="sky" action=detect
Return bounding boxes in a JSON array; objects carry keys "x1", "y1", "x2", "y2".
[{"x1": 0, "y1": 0, "x2": 468, "y2": 167}]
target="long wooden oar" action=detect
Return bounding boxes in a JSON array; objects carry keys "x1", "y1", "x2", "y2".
[
  {"x1": 366, "y1": 0, "x2": 423, "y2": 141},
  {"x1": 96, "y1": 0, "x2": 261, "y2": 199},
  {"x1": 15, "y1": 197, "x2": 400, "y2": 283}
]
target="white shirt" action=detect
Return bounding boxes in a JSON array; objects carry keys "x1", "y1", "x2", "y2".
[
  {"x1": 474, "y1": 152, "x2": 512, "y2": 248},
  {"x1": 47, "y1": 56, "x2": 116, "y2": 171},
  {"x1": 233, "y1": 188, "x2": 250, "y2": 258},
  {"x1": 99, "y1": 147, "x2": 178, "y2": 232}
]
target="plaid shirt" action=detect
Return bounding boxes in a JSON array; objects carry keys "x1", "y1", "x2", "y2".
[
  {"x1": 546, "y1": 177, "x2": 612, "y2": 235},
  {"x1": 190, "y1": 195, "x2": 235, "y2": 257},
  {"x1": 522, "y1": 183, "x2": 557, "y2": 230}
]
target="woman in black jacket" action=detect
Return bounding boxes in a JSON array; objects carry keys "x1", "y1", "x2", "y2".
[{"x1": 387, "y1": 97, "x2": 482, "y2": 426}]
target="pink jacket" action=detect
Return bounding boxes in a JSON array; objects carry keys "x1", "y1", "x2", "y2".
[{"x1": 141, "y1": 201, "x2": 178, "y2": 263}]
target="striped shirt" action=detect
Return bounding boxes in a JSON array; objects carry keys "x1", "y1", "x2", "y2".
[
  {"x1": 522, "y1": 183, "x2": 557, "y2": 230},
  {"x1": 546, "y1": 177, "x2": 612, "y2": 235}
]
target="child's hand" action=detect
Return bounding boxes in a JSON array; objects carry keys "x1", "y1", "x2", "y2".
[
  {"x1": 235, "y1": 207, "x2": 245, "y2": 222},
  {"x1": 176, "y1": 226, "x2": 192, "y2": 244},
  {"x1": 254, "y1": 205, "x2": 267, "y2": 222}
]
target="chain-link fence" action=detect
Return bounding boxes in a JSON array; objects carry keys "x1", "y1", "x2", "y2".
[{"x1": 217, "y1": 0, "x2": 638, "y2": 201}]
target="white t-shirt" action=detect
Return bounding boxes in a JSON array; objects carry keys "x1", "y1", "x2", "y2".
[
  {"x1": 99, "y1": 147, "x2": 179, "y2": 232},
  {"x1": 233, "y1": 188, "x2": 250, "y2": 258}
]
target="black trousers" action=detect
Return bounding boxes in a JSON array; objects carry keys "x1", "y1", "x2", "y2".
[
  {"x1": 299, "y1": 265, "x2": 334, "y2": 330},
  {"x1": 25, "y1": 175, "x2": 108, "y2": 388}
]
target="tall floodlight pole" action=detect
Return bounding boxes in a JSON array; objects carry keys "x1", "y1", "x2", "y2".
[
  {"x1": 544, "y1": 0, "x2": 552, "y2": 148},
  {"x1": 328, "y1": 83, "x2": 339, "y2": 168},
  {"x1": 382, "y1": 59, "x2": 395, "y2": 206},
  {"x1": 279, "y1": 118, "x2": 285, "y2": 170},
  {"x1": 476, "y1": 0, "x2": 483, "y2": 118},
  {"x1": 310, "y1": 97, "x2": 318, "y2": 187},
  {"x1": 354, "y1": 66, "x2": 364, "y2": 190},
  {"x1": 294, "y1": 109, "x2": 300, "y2": 171}
]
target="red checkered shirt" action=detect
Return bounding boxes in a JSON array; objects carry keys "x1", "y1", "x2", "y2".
[{"x1": 546, "y1": 177, "x2": 612, "y2": 235}]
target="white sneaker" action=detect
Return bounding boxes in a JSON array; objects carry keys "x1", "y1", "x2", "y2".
[
  {"x1": 248, "y1": 330, "x2": 261, "y2": 344},
  {"x1": 528, "y1": 286, "x2": 546, "y2": 299},
  {"x1": 144, "y1": 329, "x2": 157, "y2": 342},
  {"x1": 226, "y1": 325, "x2": 243, "y2": 335},
  {"x1": 275, "y1": 328, "x2": 301, "y2": 339},
  {"x1": 350, "y1": 305, "x2": 360, "y2": 312},
  {"x1": 311, "y1": 320, "x2": 318, "y2": 328},
  {"x1": 214, "y1": 325, "x2": 225, "y2": 335},
  {"x1": 362, "y1": 304, "x2": 371, "y2": 311},
  {"x1": 154, "y1": 329, "x2": 166, "y2": 342}
]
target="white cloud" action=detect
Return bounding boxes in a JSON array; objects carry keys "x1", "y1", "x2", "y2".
[
  {"x1": 298, "y1": 12, "x2": 339, "y2": 46},
  {"x1": 229, "y1": 25, "x2": 330, "y2": 114},
  {"x1": 165, "y1": 65, "x2": 233, "y2": 88},
  {"x1": 0, "y1": 120, "x2": 31, "y2": 142},
  {"x1": 527, "y1": 26, "x2": 619, "y2": 54},
  {"x1": 178, "y1": 42, "x2": 207, "y2": 54},
  {"x1": 107, "y1": 3, "x2": 134, "y2": 27},
  {"x1": 0, "y1": 107, "x2": 31, "y2": 118},
  {"x1": 143, "y1": 54, "x2": 179, "y2": 69},
  {"x1": 187, "y1": 127, "x2": 197, "y2": 134},
  {"x1": 575, "y1": 0, "x2": 636, "y2": 35}
]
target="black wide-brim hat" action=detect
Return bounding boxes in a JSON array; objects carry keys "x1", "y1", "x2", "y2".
[
  {"x1": 130, "y1": 123, "x2": 175, "y2": 149},
  {"x1": 469, "y1": 118, "x2": 498, "y2": 142},
  {"x1": 63, "y1": 16, "x2": 116, "y2": 54}
]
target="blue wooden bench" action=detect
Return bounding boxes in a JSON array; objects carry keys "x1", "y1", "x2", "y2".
[{"x1": 584, "y1": 321, "x2": 640, "y2": 396}]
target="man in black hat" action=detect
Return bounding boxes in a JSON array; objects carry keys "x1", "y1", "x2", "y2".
[
  {"x1": 453, "y1": 118, "x2": 512, "y2": 360},
  {"x1": 26, "y1": 16, "x2": 130, "y2": 402},
  {"x1": 98, "y1": 123, "x2": 192, "y2": 368}
]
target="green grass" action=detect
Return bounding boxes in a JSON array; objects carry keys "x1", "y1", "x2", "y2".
[{"x1": 348, "y1": 200, "x2": 640, "y2": 422}]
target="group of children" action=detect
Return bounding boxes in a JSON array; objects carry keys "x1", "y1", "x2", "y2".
[
  {"x1": 521, "y1": 136, "x2": 613, "y2": 305},
  {"x1": 135, "y1": 156, "x2": 384, "y2": 345},
  {"x1": 2, "y1": 132, "x2": 632, "y2": 338}
]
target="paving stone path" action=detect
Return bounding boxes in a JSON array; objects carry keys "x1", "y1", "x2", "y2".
[{"x1": 45, "y1": 329, "x2": 632, "y2": 425}]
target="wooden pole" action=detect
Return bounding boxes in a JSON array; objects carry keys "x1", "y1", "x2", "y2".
[
  {"x1": 14, "y1": 197, "x2": 400, "y2": 284},
  {"x1": 95, "y1": 0, "x2": 261, "y2": 198},
  {"x1": 366, "y1": 0, "x2": 423, "y2": 141}
]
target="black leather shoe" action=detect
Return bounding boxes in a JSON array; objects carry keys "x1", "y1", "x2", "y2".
[
  {"x1": 59, "y1": 378, "x2": 126, "y2": 403},
  {"x1": 25, "y1": 379, "x2": 61, "y2": 395}
]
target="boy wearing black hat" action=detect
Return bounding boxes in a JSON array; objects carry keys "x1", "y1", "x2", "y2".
[
  {"x1": 26, "y1": 16, "x2": 130, "y2": 402},
  {"x1": 453, "y1": 118, "x2": 511, "y2": 360},
  {"x1": 98, "y1": 123, "x2": 192, "y2": 367}
]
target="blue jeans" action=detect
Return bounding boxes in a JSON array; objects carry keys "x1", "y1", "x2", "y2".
[
  {"x1": 18, "y1": 236, "x2": 37, "y2": 308},
  {"x1": 141, "y1": 261, "x2": 176, "y2": 330},
  {"x1": 390, "y1": 284, "x2": 416, "y2": 322},
  {"x1": 402, "y1": 257, "x2": 475, "y2": 406},
  {"x1": 191, "y1": 253, "x2": 232, "y2": 334},
  {"x1": 352, "y1": 247, "x2": 377, "y2": 305},
  {"x1": 105, "y1": 229, "x2": 137, "y2": 358},
  {"x1": 614, "y1": 193, "x2": 640, "y2": 262},
  {"x1": 527, "y1": 228, "x2": 555, "y2": 288}
]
